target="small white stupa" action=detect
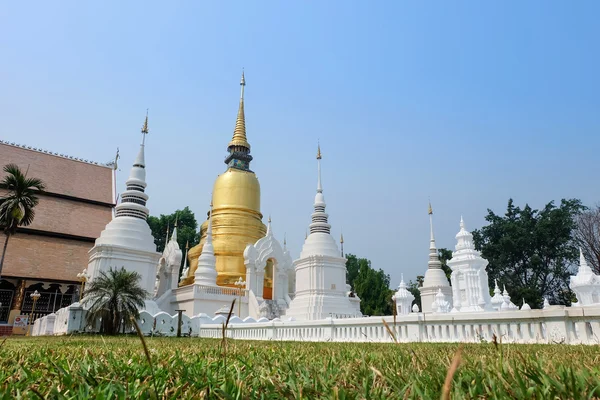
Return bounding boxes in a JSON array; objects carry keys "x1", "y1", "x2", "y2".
[
  {"x1": 490, "y1": 279, "x2": 504, "y2": 311},
  {"x1": 420, "y1": 202, "x2": 452, "y2": 313},
  {"x1": 87, "y1": 114, "x2": 161, "y2": 312},
  {"x1": 194, "y1": 205, "x2": 218, "y2": 286},
  {"x1": 285, "y1": 145, "x2": 362, "y2": 320},
  {"x1": 448, "y1": 217, "x2": 493, "y2": 312},
  {"x1": 570, "y1": 249, "x2": 600, "y2": 306},
  {"x1": 500, "y1": 285, "x2": 518, "y2": 310},
  {"x1": 392, "y1": 274, "x2": 415, "y2": 315}
]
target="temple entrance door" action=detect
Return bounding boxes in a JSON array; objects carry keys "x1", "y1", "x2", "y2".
[{"x1": 263, "y1": 258, "x2": 275, "y2": 300}]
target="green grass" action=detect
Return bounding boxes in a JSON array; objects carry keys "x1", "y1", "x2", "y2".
[{"x1": 1, "y1": 336, "x2": 599, "y2": 399}]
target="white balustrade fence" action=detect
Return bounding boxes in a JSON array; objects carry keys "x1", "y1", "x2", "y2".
[{"x1": 31, "y1": 303, "x2": 600, "y2": 345}]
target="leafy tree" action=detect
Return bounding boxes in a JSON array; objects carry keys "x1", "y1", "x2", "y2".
[
  {"x1": 0, "y1": 164, "x2": 45, "y2": 278},
  {"x1": 407, "y1": 279, "x2": 422, "y2": 311},
  {"x1": 83, "y1": 267, "x2": 149, "y2": 335},
  {"x1": 147, "y1": 206, "x2": 200, "y2": 270},
  {"x1": 472, "y1": 198, "x2": 584, "y2": 308},
  {"x1": 574, "y1": 205, "x2": 600, "y2": 274},
  {"x1": 345, "y1": 254, "x2": 393, "y2": 316},
  {"x1": 438, "y1": 248, "x2": 453, "y2": 281}
]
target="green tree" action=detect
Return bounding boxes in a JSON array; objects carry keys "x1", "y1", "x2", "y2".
[
  {"x1": 472, "y1": 198, "x2": 584, "y2": 308},
  {"x1": 147, "y1": 206, "x2": 200, "y2": 270},
  {"x1": 0, "y1": 164, "x2": 45, "y2": 278},
  {"x1": 345, "y1": 254, "x2": 393, "y2": 316},
  {"x1": 83, "y1": 267, "x2": 149, "y2": 335},
  {"x1": 407, "y1": 278, "x2": 422, "y2": 311},
  {"x1": 438, "y1": 248, "x2": 453, "y2": 281}
]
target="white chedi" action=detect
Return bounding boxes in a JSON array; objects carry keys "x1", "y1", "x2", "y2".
[
  {"x1": 500, "y1": 286, "x2": 518, "y2": 310},
  {"x1": 448, "y1": 217, "x2": 493, "y2": 312},
  {"x1": 87, "y1": 117, "x2": 161, "y2": 306},
  {"x1": 520, "y1": 299, "x2": 531, "y2": 311},
  {"x1": 490, "y1": 279, "x2": 504, "y2": 311},
  {"x1": 194, "y1": 206, "x2": 218, "y2": 286},
  {"x1": 570, "y1": 249, "x2": 600, "y2": 306},
  {"x1": 392, "y1": 275, "x2": 415, "y2": 316},
  {"x1": 285, "y1": 146, "x2": 361, "y2": 320},
  {"x1": 420, "y1": 203, "x2": 452, "y2": 313}
]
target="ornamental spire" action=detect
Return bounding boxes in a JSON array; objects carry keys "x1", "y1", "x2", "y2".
[
  {"x1": 309, "y1": 144, "x2": 331, "y2": 235},
  {"x1": 227, "y1": 70, "x2": 250, "y2": 150},
  {"x1": 114, "y1": 113, "x2": 150, "y2": 219},
  {"x1": 427, "y1": 201, "x2": 442, "y2": 270},
  {"x1": 317, "y1": 142, "x2": 323, "y2": 193}
]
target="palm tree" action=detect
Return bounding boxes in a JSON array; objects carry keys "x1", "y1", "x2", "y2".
[
  {"x1": 82, "y1": 267, "x2": 149, "y2": 335},
  {"x1": 0, "y1": 164, "x2": 45, "y2": 278}
]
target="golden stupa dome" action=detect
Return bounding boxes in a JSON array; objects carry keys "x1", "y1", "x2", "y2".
[{"x1": 212, "y1": 168, "x2": 261, "y2": 212}]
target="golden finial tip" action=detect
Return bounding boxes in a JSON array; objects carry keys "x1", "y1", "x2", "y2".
[
  {"x1": 428, "y1": 201, "x2": 433, "y2": 215},
  {"x1": 141, "y1": 110, "x2": 149, "y2": 134},
  {"x1": 240, "y1": 69, "x2": 245, "y2": 86},
  {"x1": 316, "y1": 142, "x2": 322, "y2": 160},
  {"x1": 340, "y1": 233, "x2": 344, "y2": 243}
]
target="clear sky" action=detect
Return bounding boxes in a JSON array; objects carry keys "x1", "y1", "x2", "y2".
[{"x1": 2, "y1": 2, "x2": 599, "y2": 287}]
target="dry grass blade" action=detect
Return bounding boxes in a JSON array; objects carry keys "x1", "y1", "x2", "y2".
[
  {"x1": 221, "y1": 298, "x2": 236, "y2": 347},
  {"x1": 382, "y1": 318, "x2": 398, "y2": 344},
  {"x1": 131, "y1": 317, "x2": 159, "y2": 400},
  {"x1": 440, "y1": 345, "x2": 463, "y2": 400},
  {"x1": 0, "y1": 336, "x2": 8, "y2": 350}
]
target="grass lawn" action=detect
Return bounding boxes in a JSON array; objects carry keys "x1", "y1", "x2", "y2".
[{"x1": 1, "y1": 336, "x2": 599, "y2": 399}]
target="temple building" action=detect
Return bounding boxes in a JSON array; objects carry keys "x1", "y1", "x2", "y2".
[
  {"x1": 180, "y1": 72, "x2": 270, "y2": 296},
  {"x1": 0, "y1": 140, "x2": 113, "y2": 334}
]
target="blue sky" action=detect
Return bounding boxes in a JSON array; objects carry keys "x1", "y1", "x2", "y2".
[{"x1": 2, "y1": 2, "x2": 599, "y2": 286}]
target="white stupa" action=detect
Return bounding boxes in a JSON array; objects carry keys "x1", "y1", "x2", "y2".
[
  {"x1": 570, "y1": 248, "x2": 600, "y2": 306},
  {"x1": 420, "y1": 202, "x2": 452, "y2": 313},
  {"x1": 285, "y1": 145, "x2": 362, "y2": 320},
  {"x1": 87, "y1": 114, "x2": 161, "y2": 312},
  {"x1": 194, "y1": 205, "x2": 218, "y2": 286},
  {"x1": 448, "y1": 217, "x2": 493, "y2": 312},
  {"x1": 392, "y1": 274, "x2": 415, "y2": 315}
]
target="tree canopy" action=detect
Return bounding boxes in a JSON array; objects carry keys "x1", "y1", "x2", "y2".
[
  {"x1": 472, "y1": 198, "x2": 584, "y2": 308},
  {"x1": 345, "y1": 254, "x2": 393, "y2": 316},
  {"x1": 82, "y1": 267, "x2": 149, "y2": 335},
  {"x1": 147, "y1": 206, "x2": 200, "y2": 270},
  {"x1": 574, "y1": 205, "x2": 600, "y2": 274}
]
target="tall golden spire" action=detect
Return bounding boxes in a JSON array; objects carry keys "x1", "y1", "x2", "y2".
[{"x1": 228, "y1": 71, "x2": 251, "y2": 150}]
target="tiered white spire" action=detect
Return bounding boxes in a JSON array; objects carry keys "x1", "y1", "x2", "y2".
[
  {"x1": 309, "y1": 144, "x2": 331, "y2": 235},
  {"x1": 115, "y1": 114, "x2": 150, "y2": 220},
  {"x1": 194, "y1": 204, "x2": 218, "y2": 286},
  {"x1": 490, "y1": 279, "x2": 504, "y2": 310},
  {"x1": 428, "y1": 202, "x2": 442, "y2": 269},
  {"x1": 419, "y1": 202, "x2": 452, "y2": 313}
]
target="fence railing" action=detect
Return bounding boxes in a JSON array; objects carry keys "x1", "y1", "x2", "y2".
[{"x1": 32, "y1": 303, "x2": 600, "y2": 345}]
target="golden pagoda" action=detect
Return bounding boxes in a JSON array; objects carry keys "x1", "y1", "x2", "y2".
[{"x1": 180, "y1": 72, "x2": 268, "y2": 292}]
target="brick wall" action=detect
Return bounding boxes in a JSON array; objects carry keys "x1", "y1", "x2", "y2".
[
  {"x1": 0, "y1": 233, "x2": 92, "y2": 281},
  {"x1": 0, "y1": 143, "x2": 113, "y2": 204}
]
